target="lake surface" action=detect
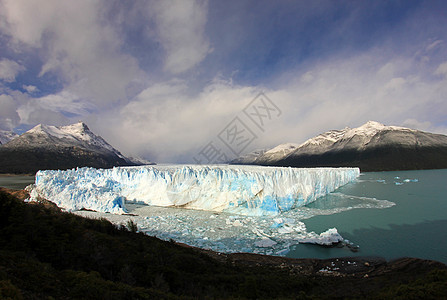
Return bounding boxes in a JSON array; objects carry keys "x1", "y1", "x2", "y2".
[
  {"x1": 0, "y1": 175, "x2": 35, "y2": 190},
  {"x1": 291, "y1": 169, "x2": 447, "y2": 263}
]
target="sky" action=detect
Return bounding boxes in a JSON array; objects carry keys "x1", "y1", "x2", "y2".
[{"x1": 1, "y1": 0, "x2": 447, "y2": 163}]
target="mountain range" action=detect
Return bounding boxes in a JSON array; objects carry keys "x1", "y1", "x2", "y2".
[
  {"x1": 232, "y1": 121, "x2": 447, "y2": 171},
  {"x1": 2, "y1": 120, "x2": 446, "y2": 173},
  {"x1": 0, "y1": 122, "x2": 152, "y2": 174}
]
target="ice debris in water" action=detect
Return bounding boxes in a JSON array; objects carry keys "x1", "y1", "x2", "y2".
[
  {"x1": 255, "y1": 237, "x2": 277, "y2": 248},
  {"x1": 72, "y1": 200, "x2": 371, "y2": 256},
  {"x1": 27, "y1": 165, "x2": 360, "y2": 216},
  {"x1": 297, "y1": 228, "x2": 344, "y2": 245},
  {"x1": 403, "y1": 179, "x2": 418, "y2": 183},
  {"x1": 394, "y1": 178, "x2": 418, "y2": 185},
  {"x1": 75, "y1": 204, "x2": 343, "y2": 255}
]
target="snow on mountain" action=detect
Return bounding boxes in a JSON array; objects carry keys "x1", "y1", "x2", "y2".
[
  {"x1": 26, "y1": 122, "x2": 125, "y2": 158},
  {"x1": 0, "y1": 130, "x2": 18, "y2": 144},
  {"x1": 233, "y1": 121, "x2": 447, "y2": 171},
  {"x1": 290, "y1": 121, "x2": 387, "y2": 153},
  {"x1": 298, "y1": 128, "x2": 349, "y2": 148},
  {"x1": 264, "y1": 143, "x2": 300, "y2": 155},
  {"x1": 0, "y1": 121, "x2": 151, "y2": 173},
  {"x1": 28, "y1": 165, "x2": 360, "y2": 215}
]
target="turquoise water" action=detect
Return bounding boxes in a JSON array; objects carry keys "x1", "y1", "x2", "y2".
[{"x1": 289, "y1": 169, "x2": 447, "y2": 263}]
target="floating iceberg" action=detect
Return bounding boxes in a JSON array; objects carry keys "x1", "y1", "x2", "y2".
[{"x1": 29, "y1": 165, "x2": 360, "y2": 216}]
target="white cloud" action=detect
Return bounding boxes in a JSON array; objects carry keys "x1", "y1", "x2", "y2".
[
  {"x1": 1, "y1": 1, "x2": 446, "y2": 163},
  {"x1": 383, "y1": 77, "x2": 406, "y2": 92},
  {"x1": 91, "y1": 44, "x2": 447, "y2": 162},
  {"x1": 0, "y1": 59, "x2": 25, "y2": 82},
  {"x1": 94, "y1": 79, "x2": 258, "y2": 161},
  {"x1": 0, "y1": 0, "x2": 210, "y2": 108},
  {"x1": 150, "y1": 0, "x2": 211, "y2": 74},
  {"x1": 0, "y1": 0, "x2": 54, "y2": 47},
  {"x1": 17, "y1": 91, "x2": 95, "y2": 125},
  {"x1": 0, "y1": 94, "x2": 20, "y2": 130},
  {"x1": 435, "y1": 61, "x2": 447, "y2": 76},
  {"x1": 402, "y1": 118, "x2": 447, "y2": 135},
  {"x1": 0, "y1": 0, "x2": 145, "y2": 105},
  {"x1": 22, "y1": 85, "x2": 38, "y2": 93},
  {"x1": 426, "y1": 39, "x2": 443, "y2": 51},
  {"x1": 401, "y1": 118, "x2": 431, "y2": 131}
]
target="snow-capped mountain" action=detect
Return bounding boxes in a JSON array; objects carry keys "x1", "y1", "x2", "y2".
[
  {"x1": 23, "y1": 122, "x2": 126, "y2": 157},
  {"x1": 0, "y1": 122, "x2": 153, "y2": 174},
  {"x1": 258, "y1": 143, "x2": 301, "y2": 162},
  {"x1": 0, "y1": 130, "x2": 19, "y2": 144},
  {"x1": 232, "y1": 121, "x2": 447, "y2": 171}
]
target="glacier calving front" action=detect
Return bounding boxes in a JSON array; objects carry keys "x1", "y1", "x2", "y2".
[{"x1": 30, "y1": 165, "x2": 360, "y2": 216}]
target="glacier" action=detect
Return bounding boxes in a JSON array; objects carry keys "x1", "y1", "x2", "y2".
[{"x1": 28, "y1": 165, "x2": 360, "y2": 216}]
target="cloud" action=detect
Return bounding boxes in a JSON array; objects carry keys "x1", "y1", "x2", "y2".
[
  {"x1": 426, "y1": 39, "x2": 443, "y2": 51},
  {"x1": 0, "y1": 0, "x2": 54, "y2": 47},
  {"x1": 0, "y1": 59, "x2": 25, "y2": 82},
  {"x1": 402, "y1": 118, "x2": 447, "y2": 135},
  {"x1": 92, "y1": 39, "x2": 447, "y2": 162},
  {"x1": 17, "y1": 91, "x2": 96, "y2": 125},
  {"x1": 22, "y1": 85, "x2": 38, "y2": 93},
  {"x1": 1, "y1": 1, "x2": 447, "y2": 162},
  {"x1": 269, "y1": 49, "x2": 447, "y2": 141},
  {"x1": 401, "y1": 118, "x2": 431, "y2": 131},
  {"x1": 435, "y1": 61, "x2": 447, "y2": 76},
  {"x1": 150, "y1": 0, "x2": 211, "y2": 74},
  {"x1": 0, "y1": 94, "x2": 20, "y2": 130},
  {"x1": 0, "y1": 0, "x2": 145, "y2": 105},
  {"x1": 94, "y1": 79, "x2": 258, "y2": 162}
]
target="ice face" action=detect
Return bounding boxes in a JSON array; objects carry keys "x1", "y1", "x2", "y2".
[{"x1": 29, "y1": 165, "x2": 360, "y2": 216}]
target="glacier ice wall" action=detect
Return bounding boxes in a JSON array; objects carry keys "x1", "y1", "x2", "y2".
[{"x1": 29, "y1": 165, "x2": 360, "y2": 215}]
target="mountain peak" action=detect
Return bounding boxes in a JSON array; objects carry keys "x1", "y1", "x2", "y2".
[
  {"x1": 73, "y1": 121, "x2": 89, "y2": 131},
  {"x1": 361, "y1": 120, "x2": 385, "y2": 128},
  {"x1": 0, "y1": 121, "x2": 144, "y2": 173},
  {"x1": 27, "y1": 124, "x2": 50, "y2": 135},
  {"x1": 60, "y1": 122, "x2": 91, "y2": 136}
]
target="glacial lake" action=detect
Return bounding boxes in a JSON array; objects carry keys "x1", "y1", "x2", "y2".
[
  {"x1": 292, "y1": 169, "x2": 447, "y2": 263},
  {"x1": 0, "y1": 175, "x2": 35, "y2": 190},
  {"x1": 1, "y1": 169, "x2": 446, "y2": 264}
]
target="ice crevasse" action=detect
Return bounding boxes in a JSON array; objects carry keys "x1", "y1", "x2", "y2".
[{"x1": 28, "y1": 165, "x2": 360, "y2": 216}]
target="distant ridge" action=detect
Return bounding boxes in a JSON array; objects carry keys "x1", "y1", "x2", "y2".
[
  {"x1": 0, "y1": 122, "x2": 153, "y2": 174},
  {"x1": 0, "y1": 129, "x2": 18, "y2": 144},
  {"x1": 232, "y1": 121, "x2": 447, "y2": 171}
]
